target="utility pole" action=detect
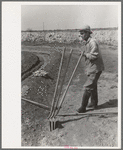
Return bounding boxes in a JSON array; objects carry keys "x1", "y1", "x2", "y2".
[
  {"x1": 43, "y1": 22, "x2": 44, "y2": 31},
  {"x1": 43, "y1": 22, "x2": 45, "y2": 41}
]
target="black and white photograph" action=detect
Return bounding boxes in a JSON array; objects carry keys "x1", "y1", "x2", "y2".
[{"x1": 2, "y1": 1, "x2": 121, "y2": 148}]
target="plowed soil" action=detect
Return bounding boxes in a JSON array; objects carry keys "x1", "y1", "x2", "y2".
[{"x1": 21, "y1": 44, "x2": 118, "y2": 147}]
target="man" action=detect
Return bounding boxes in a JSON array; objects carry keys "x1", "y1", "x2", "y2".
[{"x1": 77, "y1": 25, "x2": 104, "y2": 113}]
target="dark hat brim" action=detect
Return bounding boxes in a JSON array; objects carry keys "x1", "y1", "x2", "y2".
[{"x1": 79, "y1": 29, "x2": 92, "y2": 34}]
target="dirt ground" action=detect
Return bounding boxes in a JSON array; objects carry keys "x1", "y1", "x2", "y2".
[{"x1": 21, "y1": 44, "x2": 118, "y2": 147}]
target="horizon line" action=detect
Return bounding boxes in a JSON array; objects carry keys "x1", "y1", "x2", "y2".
[{"x1": 21, "y1": 27, "x2": 118, "y2": 32}]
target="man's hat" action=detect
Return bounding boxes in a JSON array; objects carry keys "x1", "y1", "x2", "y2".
[{"x1": 79, "y1": 25, "x2": 92, "y2": 34}]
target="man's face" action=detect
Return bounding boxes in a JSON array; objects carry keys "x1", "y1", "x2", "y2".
[{"x1": 80, "y1": 31, "x2": 90, "y2": 41}]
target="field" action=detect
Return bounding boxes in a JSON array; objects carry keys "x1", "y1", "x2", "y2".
[
  {"x1": 22, "y1": 28, "x2": 118, "y2": 46},
  {"x1": 21, "y1": 29, "x2": 118, "y2": 147}
]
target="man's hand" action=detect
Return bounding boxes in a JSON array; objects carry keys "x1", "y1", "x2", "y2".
[
  {"x1": 79, "y1": 50, "x2": 86, "y2": 56},
  {"x1": 78, "y1": 51, "x2": 82, "y2": 56},
  {"x1": 83, "y1": 51, "x2": 87, "y2": 57},
  {"x1": 82, "y1": 50, "x2": 87, "y2": 57}
]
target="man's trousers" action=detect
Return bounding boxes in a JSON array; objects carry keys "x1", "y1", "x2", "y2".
[{"x1": 82, "y1": 71, "x2": 102, "y2": 108}]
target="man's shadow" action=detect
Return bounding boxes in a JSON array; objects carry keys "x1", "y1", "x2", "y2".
[
  {"x1": 55, "y1": 99, "x2": 118, "y2": 129},
  {"x1": 95, "y1": 99, "x2": 118, "y2": 110}
]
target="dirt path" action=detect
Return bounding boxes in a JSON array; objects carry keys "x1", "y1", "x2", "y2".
[{"x1": 21, "y1": 44, "x2": 118, "y2": 147}]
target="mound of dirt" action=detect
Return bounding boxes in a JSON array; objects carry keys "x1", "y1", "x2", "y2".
[
  {"x1": 22, "y1": 51, "x2": 39, "y2": 75},
  {"x1": 21, "y1": 51, "x2": 44, "y2": 81}
]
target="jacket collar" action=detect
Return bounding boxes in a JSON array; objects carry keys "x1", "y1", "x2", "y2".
[{"x1": 85, "y1": 36, "x2": 91, "y2": 45}]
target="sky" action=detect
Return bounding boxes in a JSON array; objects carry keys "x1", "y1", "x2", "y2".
[{"x1": 21, "y1": 3, "x2": 119, "y2": 31}]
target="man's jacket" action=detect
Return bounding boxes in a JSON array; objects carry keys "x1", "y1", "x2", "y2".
[{"x1": 84, "y1": 37, "x2": 104, "y2": 75}]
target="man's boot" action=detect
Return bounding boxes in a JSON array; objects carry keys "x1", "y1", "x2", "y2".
[
  {"x1": 77, "y1": 89, "x2": 91, "y2": 113},
  {"x1": 87, "y1": 86, "x2": 98, "y2": 109}
]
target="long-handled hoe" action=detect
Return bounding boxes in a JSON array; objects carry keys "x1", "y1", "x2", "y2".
[
  {"x1": 49, "y1": 50, "x2": 84, "y2": 131},
  {"x1": 49, "y1": 49, "x2": 73, "y2": 131},
  {"x1": 47, "y1": 47, "x2": 65, "y2": 119}
]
